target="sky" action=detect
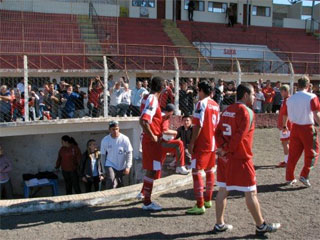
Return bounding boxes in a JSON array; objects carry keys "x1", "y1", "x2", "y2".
[{"x1": 273, "y1": 0, "x2": 320, "y2": 6}]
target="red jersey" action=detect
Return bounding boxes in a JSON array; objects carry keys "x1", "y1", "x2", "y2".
[
  {"x1": 140, "y1": 94, "x2": 163, "y2": 141},
  {"x1": 88, "y1": 88, "x2": 103, "y2": 108},
  {"x1": 193, "y1": 97, "x2": 220, "y2": 153},
  {"x1": 278, "y1": 97, "x2": 292, "y2": 130},
  {"x1": 262, "y1": 87, "x2": 275, "y2": 103},
  {"x1": 216, "y1": 103, "x2": 255, "y2": 160},
  {"x1": 159, "y1": 86, "x2": 174, "y2": 110}
]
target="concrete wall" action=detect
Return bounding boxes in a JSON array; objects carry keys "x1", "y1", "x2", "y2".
[
  {"x1": 288, "y1": 1, "x2": 302, "y2": 19},
  {"x1": 0, "y1": 118, "x2": 141, "y2": 194},
  {"x1": 0, "y1": 0, "x2": 120, "y2": 17},
  {"x1": 314, "y1": 3, "x2": 320, "y2": 21},
  {"x1": 283, "y1": 18, "x2": 305, "y2": 29}
]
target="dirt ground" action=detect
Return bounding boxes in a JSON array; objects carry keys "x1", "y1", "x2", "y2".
[{"x1": 1, "y1": 128, "x2": 319, "y2": 240}]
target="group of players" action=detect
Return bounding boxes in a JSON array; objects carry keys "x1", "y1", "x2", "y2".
[{"x1": 138, "y1": 75, "x2": 319, "y2": 236}]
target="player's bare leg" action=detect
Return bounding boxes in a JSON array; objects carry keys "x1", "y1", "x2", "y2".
[
  {"x1": 245, "y1": 190, "x2": 281, "y2": 235},
  {"x1": 278, "y1": 140, "x2": 289, "y2": 167},
  {"x1": 213, "y1": 187, "x2": 233, "y2": 233}
]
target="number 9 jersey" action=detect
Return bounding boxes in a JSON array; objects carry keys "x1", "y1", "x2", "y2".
[{"x1": 193, "y1": 97, "x2": 220, "y2": 153}]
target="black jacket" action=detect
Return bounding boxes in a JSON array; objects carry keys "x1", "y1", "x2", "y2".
[{"x1": 80, "y1": 151, "x2": 104, "y2": 178}]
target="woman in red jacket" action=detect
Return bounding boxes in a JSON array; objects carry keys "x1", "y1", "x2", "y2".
[{"x1": 55, "y1": 135, "x2": 81, "y2": 195}]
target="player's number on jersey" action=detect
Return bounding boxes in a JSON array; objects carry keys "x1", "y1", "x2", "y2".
[
  {"x1": 222, "y1": 123, "x2": 232, "y2": 136},
  {"x1": 212, "y1": 114, "x2": 217, "y2": 127}
]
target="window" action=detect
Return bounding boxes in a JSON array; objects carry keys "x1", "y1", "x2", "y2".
[
  {"x1": 184, "y1": 0, "x2": 205, "y2": 12},
  {"x1": 208, "y1": 2, "x2": 227, "y2": 13},
  {"x1": 252, "y1": 6, "x2": 271, "y2": 17},
  {"x1": 132, "y1": 0, "x2": 155, "y2": 8}
]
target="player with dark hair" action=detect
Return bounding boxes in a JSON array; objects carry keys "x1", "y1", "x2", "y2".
[
  {"x1": 186, "y1": 80, "x2": 220, "y2": 215},
  {"x1": 214, "y1": 83, "x2": 280, "y2": 236},
  {"x1": 139, "y1": 76, "x2": 165, "y2": 211}
]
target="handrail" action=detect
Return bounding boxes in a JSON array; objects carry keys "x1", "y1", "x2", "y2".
[{"x1": 1, "y1": 40, "x2": 319, "y2": 58}]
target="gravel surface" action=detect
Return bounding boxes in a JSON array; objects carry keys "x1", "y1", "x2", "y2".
[{"x1": 1, "y1": 128, "x2": 319, "y2": 240}]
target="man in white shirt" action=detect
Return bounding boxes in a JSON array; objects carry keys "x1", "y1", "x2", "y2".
[
  {"x1": 254, "y1": 87, "x2": 265, "y2": 113},
  {"x1": 109, "y1": 80, "x2": 124, "y2": 117},
  {"x1": 100, "y1": 121, "x2": 133, "y2": 189},
  {"x1": 284, "y1": 76, "x2": 320, "y2": 187}
]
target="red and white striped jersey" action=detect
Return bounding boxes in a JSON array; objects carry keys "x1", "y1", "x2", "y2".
[{"x1": 193, "y1": 97, "x2": 220, "y2": 153}]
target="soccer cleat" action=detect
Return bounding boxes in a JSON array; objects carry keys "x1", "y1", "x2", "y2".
[
  {"x1": 142, "y1": 202, "x2": 162, "y2": 211},
  {"x1": 176, "y1": 166, "x2": 190, "y2": 175},
  {"x1": 299, "y1": 176, "x2": 311, "y2": 187},
  {"x1": 204, "y1": 200, "x2": 212, "y2": 208},
  {"x1": 286, "y1": 179, "x2": 297, "y2": 186},
  {"x1": 186, "y1": 205, "x2": 206, "y2": 215},
  {"x1": 277, "y1": 161, "x2": 287, "y2": 168},
  {"x1": 256, "y1": 222, "x2": 281, "y2": 236},
  {"x1": 136, "y1": 192, "x2": 145, "y2": 200},
  {"x1": 213, "y1": 223, "x2": 233, "y2": 233}
]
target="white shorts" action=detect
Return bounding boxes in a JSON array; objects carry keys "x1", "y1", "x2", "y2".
[{"x1": 280, "y1": 130, "x2": 290, "y2": 141}]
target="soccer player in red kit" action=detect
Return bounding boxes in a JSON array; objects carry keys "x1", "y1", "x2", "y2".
[
  {"x1": 214, "y1": 83, "x2": 280, "y2": 235},
  {"x1": 277, "y1": 85, "x2": 292, "y2": 167},
  {"x1": 284, "y1": 76, "x2": 320, "y2": 187},
  {"x1": 139, "y1": 76, "x2": 165, "y2": 211},
  {"x1": 186, "y1": 80, "x2": 220, "y2": 215}
]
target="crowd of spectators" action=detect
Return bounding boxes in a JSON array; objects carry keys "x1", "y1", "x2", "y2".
[{"x1": 0, "y1": 76, "x2": 319, "y2": 123}]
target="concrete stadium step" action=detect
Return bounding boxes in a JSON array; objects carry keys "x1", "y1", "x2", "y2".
[{"x1": 162, "y1": 19, "x2": 212, "y2": 71}]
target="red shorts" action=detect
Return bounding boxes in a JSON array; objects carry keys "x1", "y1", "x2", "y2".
[
  {"x1": 226, "y1": 157, "x2": 256, "y2": 192},
  {"x1": 191, "y1": 151, "x2": 216, "y2": 170},
  {"x1": 280, "y1": 130, "x2": 290, "y2": 142},
  {"x1": 142, "y1": 136, "x2": 163, "y2": 171},
  {"x1": 216, "y1": 156, "x2": 228, "y2": 188}
]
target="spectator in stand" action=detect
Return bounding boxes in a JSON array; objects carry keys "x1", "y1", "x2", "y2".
[
  {"x1": 188, "y1": 0, "x2": 195, "y2": 21},
  {"x1": 107, "y1": 75, "x2": 116, "y2": 91},
  {"x1": 272, "y1": 81, "x2": 282, "y2": 113},
  {"x1": 80, "y1": 139, "x2": 104, "y2": 192},
  {"x1": 159, "y1": 80, "x2": 174, "y2": 111},
  {"x1": 253, "y1": 87, "x2": 265, "y2": 113},
  {"x1": 143, "y1": 79, "x2": 150, "y2": 92},
  {"x1": 52, "y1": 79, "x2": 59, "y2": 91},
  {"x1": 74, "y1": 84, "x2": 87, "y2": 118},
  {"x1": 313, "y1": 84, "x2": 320, "y2": 99},
  {"x1": 214, "y1": 79, "x2": 224, "y2": 107},
  {"x1": 118, "y1": 83, "x2": 131, "y2": 117},
  {"x1": 222, "y1": 81, "x2": 236, "y2": 111},
  {"x1": 55, "y1": 135, "x2": 81, "y2": 195},
  {"x1": 16, "y1": 79, "x2": 24, "y2": 94},
  {"x1": 262, "y1": 80, "x2": 275, "y2": 113},
  {"x1": 226, "y1": 7, "x2": 235, "y2": 27},
  {"x1": 130, "y1": 80, "x2": 148, "y2": 117},
  {"x1": 0, "y1": 85, "x2": 12, "y2": 122},
  {"x1": 187, "y1": 78, "x2": 198, "y2": 99},
  {"x1": 100, "y1": 121, "x2": 133, "y2": 189},
  {"x1": 179, "y1": 80, "x2": 194, "y2": 116},
  {"x1": 168, "y1": 79, "x2": 175, "y2": 93},
  {"x1": 44, "y1": 83, "x2": 60, "y2": 119},
  {"x1": 0, "y1": 145, "x2": 13, "y2": 199},
  {"x1": 109, "y1": 80, "x2": 124, "y2": 117},
  {"x1": 9, "y1": 88, "x2": 15, "y2": 120},
  {"x1": 175, "y1": 115, "x2": 193, "y2": 168},
  {"x1": 61, "y1": 85, "x2": 80, "y2": 119},
  {"x1": 28, "y1": 84, "x2": 38, "y2": 121},
  {"x1": 308, "y1": 83, "x2": 313, "y2": 93},
  {"x1": 257, "y1": 78, "x2": 265, "y2": 89},
  {"x1": 12, "y1": 92, "x2": 24, "y2": 121},
  {"x1": 88, "y1": 77, "x2": 104, "y2": 118},
  {"x1": 57, "y1": 80, "x2": 67, "y2": 94}
]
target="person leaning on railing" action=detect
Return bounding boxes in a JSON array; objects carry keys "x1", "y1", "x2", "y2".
[{"x1": 129, "y1": 80, "x2": 148, "y2": 117}]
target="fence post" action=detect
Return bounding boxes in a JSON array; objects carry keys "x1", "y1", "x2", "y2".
[
  {"x1": 23, "y1": 55, "x2": 29, "y2": 121},
  {"x1": 173, "y1": 57, "x2": 181, "y2": 116},
  {"x1": 103, "y1": 56, "x2": 109, "y2": 118},
  {"x1": 289, "y1": 62, "x2": 295, "y2": 96},
  {"x1": 236, "y1": 59, "x2": 242, "y2": 87}
]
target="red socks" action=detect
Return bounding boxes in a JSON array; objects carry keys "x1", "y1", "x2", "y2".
[
  {"x1": 192, "y1": 170, "x2": 204, "y2": 208},
  {"x1": 143, "y1": 176, "x2": 154, "y2": 206},
  {"x1": 204, "y1": 169, "x2": 215, "y2": 202}
]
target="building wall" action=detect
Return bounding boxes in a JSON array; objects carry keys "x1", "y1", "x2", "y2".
[
  {"x1": 288, "y1": 1, "x2": 302, "y2": 19},
  {"x1": 129, "y1": 0, "x2": 157, "y2": 19},
  {"x1": 283, "y1": 18, "x2": 305, "y2": 29},
  {"x1": 179, "y1": 0, "x2": 272, "y2": 27},
  {"x1": 0, "y1": 119, "x2": 141, "y2": 194},
  {"x1": 0, "y1": 0, "x2": 120, "y2": 17}
]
